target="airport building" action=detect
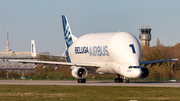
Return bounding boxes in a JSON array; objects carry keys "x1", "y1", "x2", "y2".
[
  {"x1": 0, "y1": 28, "x2": 35, "y2": 72},
  {"x1": 0, "y1": 51, "x2": 33, "y2": 59},
  {"x1": 139, "y1": 26, "x2": 151, "y2": 47}
]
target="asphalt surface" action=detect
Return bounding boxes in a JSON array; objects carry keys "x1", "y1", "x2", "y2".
[{"x1": 0, "y1": 80, "x2": 179, "y2": 87}]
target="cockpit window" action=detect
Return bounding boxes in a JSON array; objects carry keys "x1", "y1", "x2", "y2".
[{"x1": 129, "y1": 66, "x2": 140, "y2": 69}]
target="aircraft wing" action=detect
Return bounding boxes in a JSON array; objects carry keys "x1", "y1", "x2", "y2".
[
  {"x1": 38, "y1": 54, "x2": 66, "y2": 58},
  {"x1": 140, "y1": 59, "x2": 178, "y2": 67},
  {"x1": 9, "y1": 60, "x2": 100, "y2": 68}
]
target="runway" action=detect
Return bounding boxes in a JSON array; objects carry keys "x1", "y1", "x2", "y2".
[{"x1": 0, "y1": 80, "x2": 179, "y2": 87}]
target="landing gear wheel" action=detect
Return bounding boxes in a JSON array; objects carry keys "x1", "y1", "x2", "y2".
[
  {"x1": 77, "y1": 78, "x2": 86, "y2": 83},
  {"x1": 125, "y1": 78, "x2": 130, "y2": 83},
  {"x1": 114, "y1": 74, "x2": 123, "y2": 83},
  {"x1": 114, "y1": 78, "x2": 123, "y2": 83}
]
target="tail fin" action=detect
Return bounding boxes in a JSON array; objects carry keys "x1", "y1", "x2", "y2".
[
  {"x1": 31, "y1": 40, "x2": 37, "y2": 57},
  {"x1": 62, "y1": 15, "x2": 77, "y2": 48}
]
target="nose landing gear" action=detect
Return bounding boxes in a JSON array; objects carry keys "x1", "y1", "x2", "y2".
[
  {"x1": 114, "y1": 75, "x2": 131, "y2": 83},
  {"x1": 124, "y1": 77, "x2": 130, "y2": 83},
  {"x1": 114, "y1": 74, "x2": 123, "y2": 83}
]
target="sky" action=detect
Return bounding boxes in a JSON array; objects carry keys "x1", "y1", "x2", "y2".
[{"x1": 0, "y1": 0, "x2": 180, "y2": 55}]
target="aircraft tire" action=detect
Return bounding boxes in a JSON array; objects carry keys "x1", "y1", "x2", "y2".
[
  {"x1": 77, "y1": 78, "x2": 86, "y2": 83},
  {"x1": 125, "y1": 79, "x2": 130, "y2": 83},
  {"x1": 114, "y1": 78, "x2": 123, "y2": 83}
]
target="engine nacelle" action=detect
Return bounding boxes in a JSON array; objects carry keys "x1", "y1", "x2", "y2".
[
  {"x1": 71, "y1": 67, "x2": 88, "y2": 79},
  {"x1": 140, "y1": 67, "x2": 149, "y2": 78}
]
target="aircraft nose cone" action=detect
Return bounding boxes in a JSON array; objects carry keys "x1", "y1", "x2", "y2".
[{"x1": 134, "y1": 69, "x2": 142, "y2": 77}]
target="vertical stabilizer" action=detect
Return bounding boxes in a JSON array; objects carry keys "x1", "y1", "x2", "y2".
[
  {"x1": 31, "y1": 40, "x2": 37, "y2": 57},
  {"x1": 62, "y1": 15, "x2": 77, "y2": 48}
]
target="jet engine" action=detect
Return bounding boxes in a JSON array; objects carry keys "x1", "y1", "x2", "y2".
[
  {"x1": 140, "y1": 66, "x2": 149, "y2": 78},
  {"x1": 71, "y1": 67, "x2": 88, "y2": 79}
]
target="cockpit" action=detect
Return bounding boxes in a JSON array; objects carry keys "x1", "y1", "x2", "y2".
[{"x1": 128, "y1": 66, "x2": 140, "y2": 69}]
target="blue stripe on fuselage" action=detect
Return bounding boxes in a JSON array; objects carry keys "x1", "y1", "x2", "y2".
[{"x1": 65, "y1": 49, "x2": 71, "y2": 62}]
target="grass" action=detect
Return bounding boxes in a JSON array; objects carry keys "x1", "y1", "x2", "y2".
[{"x1": 0, "y1": 85, "x2": 179, "y2": 101}]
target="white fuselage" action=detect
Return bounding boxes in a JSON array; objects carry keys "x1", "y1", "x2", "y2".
[{"x1": 68, "y1": 32, "x2": 142, "y2": 78}]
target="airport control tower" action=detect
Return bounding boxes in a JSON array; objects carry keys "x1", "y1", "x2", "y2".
[{"x1": 139, "y1": 27, "x2": 151, "y2": 47}]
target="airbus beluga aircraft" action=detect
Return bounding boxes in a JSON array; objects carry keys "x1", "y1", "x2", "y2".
[{"x1": 10, "y1": 15, "x2": 178, "y2": 83}]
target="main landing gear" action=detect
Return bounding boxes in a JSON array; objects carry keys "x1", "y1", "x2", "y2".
[
  {"x1": 114, "y1": 75, "x2": 130, "y2": 83},
  {"x1": 124, "y1": 77, "x2": 130, "y2": 83},
  {"x1": 77, "y1": 78, "x2": 86, "y2": 83},
  {"x1": 114, "y1": 74, "x2": 123, "y2": 83}
]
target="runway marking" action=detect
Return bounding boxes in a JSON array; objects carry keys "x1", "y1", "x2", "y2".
[{"x1": 0, "y1": 80, "x2": 179, "y2": 87}]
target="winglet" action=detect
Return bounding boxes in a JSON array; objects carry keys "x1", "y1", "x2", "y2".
[{"x1": 31, "y1": 40, "x2": 37, "y2": 57}]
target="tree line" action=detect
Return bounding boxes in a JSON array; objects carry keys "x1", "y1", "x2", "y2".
[{"x1": 141, "y1": 38, "x2": 180, "y2": 78}]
